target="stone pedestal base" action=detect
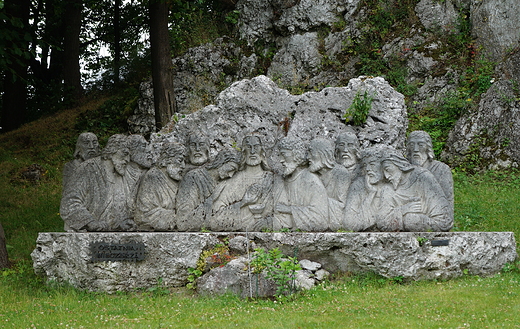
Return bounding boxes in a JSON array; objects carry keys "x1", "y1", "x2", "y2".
[{"x1": 31, "y1": 232, "x2": 517, "y2": 293}]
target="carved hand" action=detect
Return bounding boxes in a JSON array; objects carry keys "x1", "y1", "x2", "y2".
[
  {"x1": 401, "y1": 198, "x2": 422, "y2": 215},
  {"x1": 275, "y1": 203, "x2": 292, "y2": 214}
]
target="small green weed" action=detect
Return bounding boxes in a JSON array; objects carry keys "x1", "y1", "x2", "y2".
[
  {"x1": 250, "y1": 248, "x2": 301, "y2": 297},
  {"x1": 344, "y1": 90, "x2": 373, "y2": 126}
]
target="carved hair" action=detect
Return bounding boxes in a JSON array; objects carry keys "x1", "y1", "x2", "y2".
[
  {"x1": 101, "y1": 134, "x2": 129, "y2": 160},
  {"x1": 382, "y1": 149, "x2": 414, "y2": 172},
  {"x1": 277, "y1": 137, "x2": 307, "y2": 166},
  {"x1": 309, "y1": 138, "x2": 336, "y2": 169},
  {"x1": 207, "y1": 148, "x2": 242, "y2": 170},
  {"x1": 406, "y1": 130, "x2": 435, "y2": 161},
  {"x1": 127, "y1": 135, "x2": 147, "y2": 153},
  {"x1": 74, "y1": 132, "x2": 100, "y2": 159},
  {"x1": 157, "y1": 142, "x2": 186, "y2": 168}
]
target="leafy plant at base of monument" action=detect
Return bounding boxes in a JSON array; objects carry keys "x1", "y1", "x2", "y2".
[
  {"x1": 344, "y1": 90, "x2": 373, "y2": 126},
  {"x1": 186, "y1": 243, "x2": 234, "y2": 289},
  {"x1": 186, "y1": 268, "x2": 203, "y2": 290},
  {"x1": 250, "y1": 248, "x2": 302, "y2": 297}
]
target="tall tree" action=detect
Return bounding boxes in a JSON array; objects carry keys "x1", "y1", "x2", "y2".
[
  {"x1": 0, "y1": 0, "x2": 31, "y2": 132},
  {"x1": 149, "y1": 0, "x2": 175, "y2": 130},
  {"x1": 62, "y1": 0, "x2": 83, "y2": 103}
]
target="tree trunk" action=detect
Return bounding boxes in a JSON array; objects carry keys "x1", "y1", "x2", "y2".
[
  {"x1": 63, "y1": 0, "x2": 83, "y2": 103},
  {"x1": 114, "y1": 0, "x2": 121, "y2": 84},
  {"x1": 149, "y1": 0, "x2": 175, "y2": 130},
  {"x1": 0, "y1": 0, "x2": 30, "y2": 133},
  {"x1": 0, "y1": 222, "x2": 10, "y2": 269}
]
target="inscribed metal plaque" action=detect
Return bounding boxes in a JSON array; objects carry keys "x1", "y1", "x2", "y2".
[
  {"x1": 90, "y1": 241, "x2": 146, "y2": 262},
  {"x1": 431, "y1": 239, "x2": 450, "y2": 246}
]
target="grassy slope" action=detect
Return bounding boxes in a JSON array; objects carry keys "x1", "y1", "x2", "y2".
[{"x1": 1, "y1": 98, "x2": 520, "y2": 328}]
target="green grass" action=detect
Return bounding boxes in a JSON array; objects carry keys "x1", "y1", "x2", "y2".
[
  {"x1": 1, "y1": 269, "x2": 520, "y2": 328},
  {"x1": 1, "y1": 98, "x2": 520, "y2": 328}
]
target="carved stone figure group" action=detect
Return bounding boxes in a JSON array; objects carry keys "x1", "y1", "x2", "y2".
[{"x1": 60, "y1": 130, "x2": 453, "y2": 233}]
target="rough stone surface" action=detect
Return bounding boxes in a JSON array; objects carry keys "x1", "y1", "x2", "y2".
[
  {"x1": 442, "y1": 49, "x2": 520, "y2": 170},
  {"x1": 299, "y1": 259, "x2": 321, "y2": 271},
  {"x1": 470, "y1": 0, "x2": 520, "y2": 61},
  {"x1": 268, "y1": 32, "x2": 322, "y2": 87},
  {"x1": 155, "y1": 75, "x2": 408, "y2": 154},
  {"x1": 415, "y1": 0, "x2": 458, "y2": 33},
  {"x1": 32, "y1": 232, "x2": 517, "y2": 292}
]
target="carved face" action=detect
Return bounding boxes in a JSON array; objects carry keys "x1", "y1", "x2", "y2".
[
  {"x1": 111, "y1": 148, "x2": 130, "y2": 176},
  {"x1": 77, "y1": 134, "x2": 100, "y2": 161},
  {"x1": 407, "y1": 136, "x2": 429, "y2": 167},
  {"x1": 308, "y1": 147, "x2": 324, "y2": 173},
  {"x1": 188, "y1": 139, "x2": 209, "y2": 166},
  {"x1": 364, "y1": 156, "x2": 383, "y2": 185},
  {"x1": 166, "y1": 155, "x2": 185, "y2": 181},
  {"x1": 243, "y1": 136, "x2": 263, "y2": 166},
  {"x1": 131, "y1": 139, "x2": 152, "y2": 169},
  {"x1": 335, "y1": 135, "x2": 358, "y2": 168},
  {"x1": 382, "y1": 160, "x2": 402, "y2": 190},
  {"x1": 217, "y1": 161, "x2": 239, "y2": 180},
  {"x1": 279, "y1": 148, "x2": 298, "y2": 176}
]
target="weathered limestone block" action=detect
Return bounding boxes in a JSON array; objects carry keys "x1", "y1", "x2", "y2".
[
  {"x1": 31, "y1": 232, "x2": 220, "y2": 293},
  {"x1": 32, "y1": 232, "x2": 517, "y2": 293}
]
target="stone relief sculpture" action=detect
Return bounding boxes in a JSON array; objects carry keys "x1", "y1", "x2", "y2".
[
  {"x1": 60, "y1": 134, "x2": 134, "y2": 232},
  {"x1": 308, "y1": 138, "x2": 352, "y2": 231},
  {"x1": 343, "y1": 147, "x2": 386, "y2": 232},
  {"x1": 175, "y1": 143, "x2": 241, "y2": 231},
  {"x1": 406, "y1": 130, "x2": 454, "y2": 222},
  {"x1": 60, "y1": 130, "x2": 454, "y2": 233},
  {"x1": 62, "y1": 132, "x2": 100, "y2": 194},
  {"x1": 134, "y1": 142, "x2": 186, "y2": 231},
  {"x1": 273, "y1": 137, "x2": 329, "y2": 232},
  {"x1": 210, "y1": 135, "x2": 274, "y2": 232},
  {"x1": 378, "y1": 149, "x2": 452, "y2": 232}
]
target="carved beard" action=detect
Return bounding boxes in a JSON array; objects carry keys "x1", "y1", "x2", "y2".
[
  {"x1": 283, "y1": 162, "x2": 298, "y2": 176},
  {"x1": 339, "y1": 151, "x2": 357, "y2": 168},
  {"x1": 189, "y1": 152, "x2": 208, "y2": 166},
  {"x1": 410, "y1": 152, "x2": 427, "y2": 167},
  {"x1": 166, "y1": 164, "x2": 182, "y2": 181},
  {"x1": 246, "y1": 155, "x2": 262, "y2": 166}
]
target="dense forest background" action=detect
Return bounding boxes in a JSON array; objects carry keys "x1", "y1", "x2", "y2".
[{"x1": 0, "y1": 0, "x2": 234, "y2": 132}]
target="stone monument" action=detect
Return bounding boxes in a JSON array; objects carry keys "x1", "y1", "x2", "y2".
[{"x1": 33, "y1": 76, "x2": 516, "y2": 294}]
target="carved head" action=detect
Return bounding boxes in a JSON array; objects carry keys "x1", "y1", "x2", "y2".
[
  {"x1": 102, "y1": 134, "x2": 130, "y2": 176},
  {"x1": 187, "y1": 133, "x2": 210, "y2": 166},
  {"x1": 277, "y1": 137, "x2": 307, "y2": 176},
  {"x1": 74, "y1": 132, "x2": 100, "y2": 161},
  {"x1": 158, "y1": 142, "x2": 186, "y2": 181},
  {"x1": 128, "y1": 134, "x2": 152, "y2": 169},
  {"x1": 360, "y1": 146, "x2": 386, "y2": 186},
  {"x1": 335, "y1": 132, "x2": 360, "y2": 169},
  {"x1": 382, "y1": 149, "x2": 414, "y2": 190},
  {"x1": 308, "y1": 138, "x2": 336, "y2": 173},
  {"x1": 242, "y1": 135, "x2": 265, "y2": 167},
  {"x1": 207, "y1": 148, "x2": 241, "y2": 180},
  {"x1": 406, "y1": 130, "x2": 435, "y2": 167}
]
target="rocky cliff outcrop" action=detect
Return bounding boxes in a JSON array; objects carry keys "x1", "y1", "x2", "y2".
[{"x1": 130, "y1": 0, "x2": 520, "y2": 170}]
